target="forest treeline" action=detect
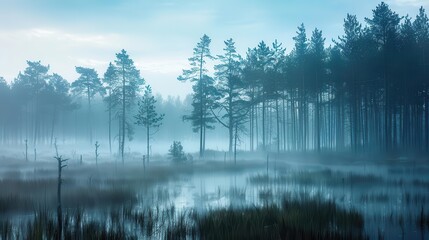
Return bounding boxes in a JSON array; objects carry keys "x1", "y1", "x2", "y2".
[{"x1": 0, "y1": 2, "x2": 428, "y2": 158}]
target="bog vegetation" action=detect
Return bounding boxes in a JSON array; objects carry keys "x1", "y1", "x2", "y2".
[{"x1": 0, "y1": 2, "x2": 429, "y2": 239}]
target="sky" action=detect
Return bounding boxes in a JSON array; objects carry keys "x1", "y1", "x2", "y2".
[{"x1": 0, "y1": 0, "x2": 428, "y2": 98}]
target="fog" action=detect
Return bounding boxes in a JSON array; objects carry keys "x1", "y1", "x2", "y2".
[{"x1": 1, "y1": 1, "x2": 429, "y2": 239}]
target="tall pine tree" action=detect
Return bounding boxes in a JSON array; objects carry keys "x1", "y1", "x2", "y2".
[
  {"x1": 112, "y1": 49, "x2": 145, "y2": 164},
  {"x1": 135, "y1": 85, "x2": 164, "y2": 162},
  {"x1": 178, "y1": 34, "x2": 215, "y2": 158},
  {"x1": 103, "y1": 62, "x2": 117, "y2": 154},
  {"x1": 72, "y1": 67, "x2": 105, "y2": 144},
  {"x1": 213, "y1": 38, "x2": 247, "y2": 156}
]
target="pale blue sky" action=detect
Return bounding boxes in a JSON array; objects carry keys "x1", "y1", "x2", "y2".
[{"x1": 1, "y1": 0, "x2": 427, "y2": 97}]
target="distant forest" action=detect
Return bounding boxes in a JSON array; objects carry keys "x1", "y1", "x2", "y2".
[{"x1": 0, "y1": 2, "x2": 428, "y2": 157}]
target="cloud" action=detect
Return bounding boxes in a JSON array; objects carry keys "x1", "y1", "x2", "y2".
[
  {"x1": 73, "y1": 58, "x2": 109, "y2": 68},
  {"x1": 24, "y1": 28, "x2": 120, "y2": 47},
  {"x1": 389, "y1": 0, "x2": 428, "y2": 7},
  {"x1": 136, "y1": 58, "x2": 187, "y2": 75}
]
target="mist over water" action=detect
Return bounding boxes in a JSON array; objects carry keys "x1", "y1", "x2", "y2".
[{"x1": 1, "y1": 1, "x2": 429, "y2": 239}]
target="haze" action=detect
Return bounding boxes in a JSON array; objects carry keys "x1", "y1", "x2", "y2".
[
  {"x1": 1, "y1": 1, "x2": 429, "y2": 239},
  {"x1": 0, "y1": 0, "x2": 426, "y2": 98}
]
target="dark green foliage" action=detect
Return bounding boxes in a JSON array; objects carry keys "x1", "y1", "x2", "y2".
[
  {"x1": 135, "y1": 85, "x2": 165, "y2": 161},
  {"x1": 178, "y1": 34, "x2": 216, "y2": 158},
  {"x1": 135, "y1": 85, "x2": 164, "y2": 130},
  {"x1": 7, "y1": 61, "x2": 75, "y2": 146},
  {"x1": 103, "y1": 62, "x2": 117, "y2": 153},
  {"x1": 111, "y1": 49, "x2": 145, "y2": 163},
  {"x1": 72, "y1": 67, "x2": 105, "y2": 100},
  {"x1": 213, "y1": 38, "x2": 249, "y2": 158},
  {"x1": 72, "y1": 67, "x2": 104, "y2": 144},
  {"x1": 168, "y1": 141, "x2": 187, "y2": 162}
]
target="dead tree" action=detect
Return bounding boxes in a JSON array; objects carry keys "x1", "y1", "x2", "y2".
[
  {"x1": 54, "y1": 141, "x2": 68, "y2": 240},
  {"x1": 95, "y1": 141, "x2": 100, "y2": 166},
  {"x1": 25, "y1": 139, "x2": 28, "y2": 162}
]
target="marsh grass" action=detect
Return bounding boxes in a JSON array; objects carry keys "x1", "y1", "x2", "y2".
[
  {"x1": 179, "y1": 198, "x2": 366, "y2": 240},
  {"x1": 417, "y1": 207, "x2": 429, "y2": 231},
  {"x1": 2, "y1": 196, "x2": 365, "y2": 239},
  {"x1": 0, "y1": 220, "x2": 12, "y2": 239},
  {"x1": 4, "y1": 207, "x2": 138, "y2": 240}
]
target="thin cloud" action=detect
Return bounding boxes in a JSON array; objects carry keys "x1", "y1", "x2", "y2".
[
  {"x1": 74, "y1": 58, "x2": 109, "y2": 68},
  {"x1": 389, "y1": 0, "x2": 428, "y2": 7},
  {"x1": 137, "y1": 58, "x2": 187, "y2": 75},
  {"x1": 25, "y1": 28, "x2": 121, "y2": 48}
]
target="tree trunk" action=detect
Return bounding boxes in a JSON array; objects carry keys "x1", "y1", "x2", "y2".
[
  {"x1": 228, "y1": 88, "x2": 233, "y2": 155},
  {"x1": 50, "y1": 106, "x2": 57, "y2": 146},
  {"x1": 276, "y1": 98, "x2": 280, "y2": 154},
  {"x1": 234, "y1": 123, "x2": 238, "y2": 165},
  {"x1": 262, "y1": 98, "x2": 266, "y2": 150},
  {"x1": 121, "y1": 65, "x2": 126, "y2": 164},
  {"x1": 199, "y1": 51, "x2": 204, "y2": 158},
  {"x1": 108, "y1": 89, "x2": 112, "y2": 154},
  {"x1": 57, "y1": 158, "x2": 63, "y2": 240},
  {"x1": 87, "y1": 85, "x2": 92, "y2": 144},
  {"x1": 316, "y1": 92, "x2": 321, "y2": 153},
  {"x1": 282, "y1": 95, "x2": 287, "y2": 152},
  {"x1": 147, "y1": 124, "x2": 150, "y2": 163}
]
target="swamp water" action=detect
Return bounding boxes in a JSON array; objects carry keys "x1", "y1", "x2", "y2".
[{"x1": 0, "y1": 155, "x2": 428, "y2": 239}]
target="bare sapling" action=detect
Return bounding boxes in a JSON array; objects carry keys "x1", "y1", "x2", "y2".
[
  {"x1": 54, "y1": 140, "x2": 68, "y2": 240},
  {"x1": 25, "y1": 139, "x2": 28, "y2": 162},
  {"x1": 95, "y1": 141, "x2": 100, "y2": 166}
]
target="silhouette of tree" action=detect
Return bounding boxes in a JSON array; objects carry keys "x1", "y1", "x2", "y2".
[
  {"x1": 11, "y1": 61, "x2": 50, "y2": 145},
  {"x1": 0, "y1": 77, "x2": 10, "y2": 143},
  {"x1": 308, "y1": 28, "x2": 326, "y2": 152},
  {"x1": 214, "y1": 38, "x2": 248, "y2": 156},
  {"x1": 47, "y1": 73, "x2": 75, "y2": 145},
  {"x1": 103, "y1": 62, "x2": 117, "y2": 154},
  {"x1": 72, "y1": 67, "x2": 105, "y2": 144},
  {"x1": 178, "y1": 34, "x2": 215, "y2": 158},
  {"x1": 112, "y1": 49, "x2": 145, "y2": 164},
  {"x1": 135, "y1": 85, "x2": 164, "y2": 162}
]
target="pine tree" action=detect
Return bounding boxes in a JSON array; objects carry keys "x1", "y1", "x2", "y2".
[
  {"x1": 0, "y1": 77, "x2": 10, "y2": 144},
  {"x1": 414, "y1": 7, "x2": 429, "y2": 152},
  {"x1": 47, "y1": 73, "x2": 75, "y2": 146},
  {"x1": 135, "y1": 85, "x2": 164, "y2": 162},
  {"x1": 103, "y1": 62, "x2": 117, "y2": 154},
  {"x1": 112, "y1": 49, "x2": 145, "y2": 164},
  {"x1": 335, "y1": 14, "x2": 365, "y2": 152},
  {"x1": 72, "y1": 67, "x2": 105, "y2": 144},
  {"x1": 366, "y1": 2, "x2": 401, "y2": 151},
  {"x1": 214, "y1": 38, "x2": 247, "y2": 156},
  {"x1": 268, "y1": 40, "x2": 286, "y2": 153},
  {"x1": 11, "y1": 61, "x2": 50, "y2": 145},
  {"x1": 292, "y1": 24, "x2": 309, "y2": 151},
  {"x1": 178, "y1": 34, "x2": 215, "y2": 158},
  {"x1": 308, "y1": 28, "x2": 326, "y2": 152}
]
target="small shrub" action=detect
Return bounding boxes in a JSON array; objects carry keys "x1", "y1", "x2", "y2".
[{"x1": 169, "y1": 141, "x2": 187, "y2": 162}]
